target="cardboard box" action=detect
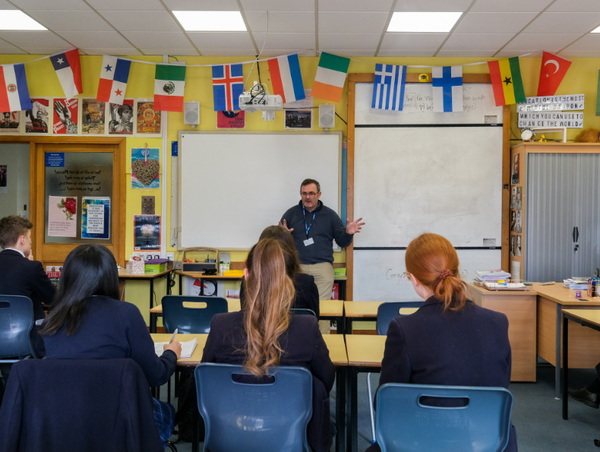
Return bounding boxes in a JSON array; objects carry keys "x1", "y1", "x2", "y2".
[{"x1": 145, "y1": 258, "x2": 168, "y2": 273}]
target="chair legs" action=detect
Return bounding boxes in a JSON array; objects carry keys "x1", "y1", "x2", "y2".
[
  {"x1": 366, "y1": 372, "x2": 376, "y2": 443},
  {"x1": 166, "y1": 441, "x2": 178, "y2": 451}
]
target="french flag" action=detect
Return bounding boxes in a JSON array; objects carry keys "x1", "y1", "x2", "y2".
[
  {"x1": 97, "y1": 56, "x2": 131, "y2": 105},
  {"x1": 268, "y1": 54, "x2": 305, "y2": 103},
  {"x1": 50, "y1": 49, "x2": 83, "y2": 99},
  {"x1": 0, "y1": 63, "x2": 32, "y2": 112}
]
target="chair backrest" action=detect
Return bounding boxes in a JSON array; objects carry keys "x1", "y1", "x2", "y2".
[
  {"x1": 162, "y1": 295, "x2": 228, "y2": 334},
  {"x1": 375, "y1": 383, "x2": 513, "y2": 452},
  {"x1": 0, "y1": 295, "x2": 34, "y2": 360},
  {"x1": 195, "y1": 363, "x2": 313, "y2": 452},
  {"x1": 290, "y1": 307, "x2": 317, "y2": 316},
  {"x1": 376, "y1": 301, "x2": 424, "y2": 335}
]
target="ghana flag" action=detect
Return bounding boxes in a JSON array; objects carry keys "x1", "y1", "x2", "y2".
[{"x1": 488, "y1": 57, "x2": 526, "y2": 106}]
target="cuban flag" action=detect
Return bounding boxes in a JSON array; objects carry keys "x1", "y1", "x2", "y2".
[
  {"x1": 267, "y1": 54, "x2": 305, "y2": 104},
  {"x1": 212, "y1": 64, "x2": 244, "y2": 111},
  {"x1": 371, "y1": 64, "x2": 406, "y2": 111},
  {"x1": 50, "y1": 49, "x2": 83, "y2": 99},
  {"x1": 97, "y1": 56, "x2": 131, "y2": 105},
  {"x1": 0, "y1": 63, "x2": 31, "y2": 112},
  {"x1": 432, "y1": 66, "x2": 463, "y2": 113}
]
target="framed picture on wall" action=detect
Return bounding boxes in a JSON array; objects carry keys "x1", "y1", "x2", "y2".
[
  {"x1": 52, "y1": 98, "x2": 79, "y2": 135},
  {"x1": 80, "y1": 99, "x2": 106, "y2": 135},
  {"x1": 108, "y1": 99, "x2": 134, "y2": 135},
  {"x1": 135, "y1": 99, "x2": 161, "y2": 136},
  {"x1": 0, "y1": 111, "x2": 22, "y2": 134},
  {"x1": 24, "y1": 97, "x2": 51, "y2": 135}
]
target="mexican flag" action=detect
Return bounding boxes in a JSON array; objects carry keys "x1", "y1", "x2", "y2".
[
  {"x1": 312, "y1": 52, "x2": 350, "y2": 103},
  {"x1": 154, "y1": 64, "x2": 186, "y2": 112}
]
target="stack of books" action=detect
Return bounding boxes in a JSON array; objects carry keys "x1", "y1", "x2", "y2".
[
  {"x1": 474, "y1": 270, "x2": 513, "y2": 287},
  {"x1": 563, "y1": 278, "x2": 589, "y2": 290}
]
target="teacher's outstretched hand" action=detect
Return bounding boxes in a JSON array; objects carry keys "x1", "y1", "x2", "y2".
[
  {"x1": 278, "y1": 219, "x2": 294, "y2": 233},
  {"x1": 346, "y1": 217, "x2": 365, "y2": 235}
]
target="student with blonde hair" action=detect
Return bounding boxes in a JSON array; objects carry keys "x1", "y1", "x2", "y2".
[
  {"x1": 367, "y1": 233, "x2": 518, "y2": 452},
  {"x1": 202, "y1": 238, "x2": 335, "y2": 452}
]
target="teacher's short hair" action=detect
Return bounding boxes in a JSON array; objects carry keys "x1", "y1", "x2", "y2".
[{"x1": 300, "y1": 178, "x2": 320, "y2": 193}]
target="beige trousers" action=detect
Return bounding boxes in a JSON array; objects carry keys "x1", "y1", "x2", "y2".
[{"x1": 301, "y1": 262, "x2": 334, "y2": 334}]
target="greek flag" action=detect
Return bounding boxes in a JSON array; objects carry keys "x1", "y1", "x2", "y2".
[{"x1": 371, "y1": 64, "x2": 406, "y2": 111}]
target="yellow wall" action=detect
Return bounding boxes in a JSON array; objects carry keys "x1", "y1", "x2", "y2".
[{"x1": 2, "y1": 53, "x2": 599, "y2": 321}]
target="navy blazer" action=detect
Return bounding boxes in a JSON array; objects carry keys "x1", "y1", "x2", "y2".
[
  {"x1": 202, "y1": 311, "x2": 335, "y2": 452},
  {"x1": 368, "y1": 297, "x2": 517, "y2": 452},
  {"x1": 240, "y1": 272, "x2": 320, "y2": 316}
]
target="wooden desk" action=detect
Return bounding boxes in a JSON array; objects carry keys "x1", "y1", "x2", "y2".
[
  {"x1": 151, "y1": 333, "x2": 207, "y2": 367},
  {"x1": 345, "y1": 335, "x2": 386, "y2": 452},
  {"x1": 534, "y1": 283, "x2": 600, "y2": 398},
  {"x1": 118, "y1": 268, "x2": 172, "y2": 311},
  {"x1": 469, "y1": 283, "x2": 537, "y2": 382}
]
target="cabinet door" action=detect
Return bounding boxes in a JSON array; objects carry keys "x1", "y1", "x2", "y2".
[{"x1": 525, "y1": 153, "x2": 578, "y2": 282}]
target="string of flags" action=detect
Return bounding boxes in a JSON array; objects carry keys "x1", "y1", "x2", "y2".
[{"x1": 0, "y1": 48, "x2": 574, "y2": 115}]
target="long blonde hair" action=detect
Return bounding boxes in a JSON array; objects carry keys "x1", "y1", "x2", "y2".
[
  {"x1": 244, "y1": 238, "x2": 296, "y2": 376},
  {"x1": 405, "y1": 233, "x2": 468, "y2": 311}
]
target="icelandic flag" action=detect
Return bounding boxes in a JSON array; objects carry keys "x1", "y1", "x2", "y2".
[
  {"x1": 212, "y1": 64, "x2": 244, "y2": 111},
  {"x1": 50, "y1": 49, "x2": 83, "y2": 99},
  {"x1": 0, "y1": 63, "x2": 31, "y2": 112},
  {"x1": 267, "y1": 54, "x2": 305, "y2": 103},
  {"x1": 371, "y1": 64, "x2": 406, "y2": 111},
  {"x1": 432, "y1": 66, "x2": 463, "y2": 113},
  {"x1": 97, "y1": 56, "x2": 131, "y2": 105}
]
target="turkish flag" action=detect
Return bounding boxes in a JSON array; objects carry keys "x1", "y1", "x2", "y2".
[{"x1": 537, "y1": 51, "x2": 572, "y2": 96}]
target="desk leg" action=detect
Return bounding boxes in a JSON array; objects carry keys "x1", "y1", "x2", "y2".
[
  {"x1": 337, "y1": 315, "x2": 345, "y2": 335},
  {"x1": 150, "y1": 278, "x2": 155, "y2": 310},
  {"x1": 562, "y1": 315, "x2": 569, "y2": 420},
  {"x1": 346, "y1": 367, "x2": 358, "y2": 452},
  {"x1": 150, "y1": 313, "x2": 157, "y2": 333},
  {"x1": 336, "y1": 367, "x2": 346, "y2": 452},
  {"x1": 345, "y1": 317, "x2": 353, "y2": 335},
  {"x1": 179, "y1": 274, "x2": 183, "y2": 295},
  {"x1": 555, "y1": 304, "x2": 562, "y2": 399}
]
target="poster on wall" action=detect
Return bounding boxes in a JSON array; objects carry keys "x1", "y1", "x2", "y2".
[
  {"x1": 108, "y1": 99, "x2": 134, "y2": 135},
  {"x1": 0, "y1": 164, "x2": 6, "y2": 194},
  {"x1": 0, "y1": 111, "x2": 21, "y2": 134},
  {"x1": 216, "y1": 111, "x2": 245, "y2": 129},
  {"x1": 136, "y1": 100, "x2": 161, "y2": 135},
  {"x1": 134, "y1": 215, "x2": 160, "y2": 251},
  {"x1": 81, "y1": 99, "x2": 106, "y2": 135},
  {"x1": 81, "y1": 197, "x2": 111, "y2": 239},
  {"x1": 131, "y1": 148, "x2": 160, "y2": 188},
  {"x1": 52, "y1": 98, "x2": 79, "y2": 135},
  {"x1": 25, "y1": 98, "x2": 51, "y2": 134},
  {"x1": 48, "y1": 195, "x2": 77, "y2": 237},
  {"x1": 511, "y1": 154, "x2": 520, "y2": 184},
  {"x1": 284, "y1": 89, "x2": 313, "y2": 129}
]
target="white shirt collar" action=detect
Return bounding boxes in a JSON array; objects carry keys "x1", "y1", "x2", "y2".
[{"x1": 4, "y1": 247, "x2": 25, "y2": 258}]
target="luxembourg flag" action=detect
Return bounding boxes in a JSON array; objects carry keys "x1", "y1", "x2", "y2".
[
  {"x1": 267, "y1": 54, "x2": 305, "y2": 103},
  {"x1": 97, "y1": 56, "x2": 131, "y2": 104},
  {"x1": 50, "y1": 49, "x2": 83, "y2": 99},
  {"x1": 0, "y1": 64, "x2": 32, "y2": 113}
]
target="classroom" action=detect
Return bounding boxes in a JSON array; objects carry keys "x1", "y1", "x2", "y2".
[{"x1": 1, "y1": 1, "x2": 600, "y2": 451}]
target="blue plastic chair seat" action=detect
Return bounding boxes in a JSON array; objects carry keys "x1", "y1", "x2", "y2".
[
  {"x1": 0, "y1": 295, "x2": 35, "y2": 361},
  {"x1": 162, "y1": 295, "x2": 228, "y2": 334}
]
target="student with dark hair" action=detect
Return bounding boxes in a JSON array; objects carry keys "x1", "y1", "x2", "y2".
[
  {"x1": 367, "y1": 233, "x2": 518, "y2": 452},
  {"x1": 240, "y1": 225, "x2": 320, "y2": 315},
  {"x1": 202, "y1": 238, "x2": 335, "y2": 452},
  {"x1": 40, "y1": 244, "x2": 181, "y2": 447}
]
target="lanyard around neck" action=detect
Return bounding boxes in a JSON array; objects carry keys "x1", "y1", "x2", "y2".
[{"x1": 302, "y1": 205, "x2": 316, "y2": 238}]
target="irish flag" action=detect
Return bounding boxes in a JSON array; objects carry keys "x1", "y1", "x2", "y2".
[
  {"x1": 154, "y1": 64, "x2": 186, "y2": 112},
  {"x1": 312, "y1": 53, "x2": 350, "y2": 103},
  {"x1": 268, "y1": 54, "x2": 305, "y2": 103},
  {"x1": 488, "y1": 57, "x2": 526, "y2": 106}
]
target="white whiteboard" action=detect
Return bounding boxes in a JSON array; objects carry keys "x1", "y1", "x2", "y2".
[
  {"x1": 178, "y1": 132, "x2": 341, "y2": 249},
  {"x1": 354, "y1": 126, "x2": 503, "y2": 247},
  {"x1": 353, "y1": 249, "x2": 502, "y2": 302}
]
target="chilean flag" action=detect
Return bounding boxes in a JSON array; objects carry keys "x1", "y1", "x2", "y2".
[
  {"x1": 267, "y1": 54, "x2": 305, "y2": 103},
  {"x1": 50, "y1": 49, "x2": 83, "y2": 99},
  {"x1": 0, "y1": 64, "x2": 32, "y2": 113},
  {"x1": 97, "y1": 56, "x2": 131, "y2": 104}
]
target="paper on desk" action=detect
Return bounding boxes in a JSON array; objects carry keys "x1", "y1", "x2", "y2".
[{"x1": 154, "y1": 338, "x2": 198, "y2": 358}]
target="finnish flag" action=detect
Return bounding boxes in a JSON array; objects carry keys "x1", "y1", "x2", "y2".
[{"x1": 432, "y1": 66, "x2": 463, "y2": 113}]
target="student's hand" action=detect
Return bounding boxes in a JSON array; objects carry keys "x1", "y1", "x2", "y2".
[
  {"x1": 164, "y1": 339, "x2": 182, "y2": 358},
  {"x1": 27, "y1": 250, "x2": 34, "y2": 261},
  {"x1": 346, "y1": 217, "x2": 365, "y2": 235},
  {"x1": 278, "y1": 219, "x2": 294, "y2": 232}
]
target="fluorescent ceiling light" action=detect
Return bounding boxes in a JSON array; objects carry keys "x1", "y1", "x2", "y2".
[
  {"x1": 387, "y1": 12, "x2": 462, "y2": 33},
  {"x1": 591, "y1": 25, "x2": 600, "y2": 33},
  {"x1": 173, "y1": 11, "x2": 246, "y2": 31},
  {"x1": 0, "y1": 11, "x2": 46, "y2": 31}
]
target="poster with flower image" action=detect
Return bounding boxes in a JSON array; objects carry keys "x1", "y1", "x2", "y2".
[{"x1": 48, "y1": 196, "x2": 77, "y2": 237}]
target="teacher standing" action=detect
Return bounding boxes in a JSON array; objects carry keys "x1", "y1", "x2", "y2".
[{"x1": 280, "y1": 178, "x2": 364, "y2": 301}]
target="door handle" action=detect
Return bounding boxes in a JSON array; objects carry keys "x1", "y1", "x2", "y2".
[{"x1": 573, "y1": 227, "x2": 579, "y2": 243}]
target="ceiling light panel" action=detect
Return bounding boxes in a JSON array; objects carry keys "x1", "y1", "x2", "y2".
[
  {"x1": 173, "y1": 11, "x2": 247, "y2": 31},
  {"x1": 387, "y1": 12, "x2": 462, "y2": 33},
  {"x1": 0, "y1": 10, "x2": 46, "y2": 30}
]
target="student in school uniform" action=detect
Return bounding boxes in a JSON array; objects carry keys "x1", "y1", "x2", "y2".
[
  {"x1": 202, "y1": 238, "x2": 335, "y2": 452},
  {"x1": 240, "y1": 225, "x2": 320, "y2": 316},
  {"x1": 367, "y1": 233, "x2": 518, "y2": 452}
]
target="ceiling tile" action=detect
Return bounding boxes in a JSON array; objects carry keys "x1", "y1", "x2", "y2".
[
  {"x1": 0, "y1": 39, "x2": 24, "y2": 53},
  {"x1": 559, "y1": 49, "x2": 600, "y2": 57},
  {"x1": 324, "y1": 49, "x2": 376, "y2": 57},
  {"x1": 86, "y1": 0, "x2": 165, "y2": 11},
  {"x1": 198, "y1": 48, "x2": 257, "y2": 56},
  {"x1": 121, "y1": 31, "x2": 193, "y2": 49},
  {"x1": 442, "y1": 33, "x2": 512, "y2": 51},
  {"x1": 522, "y1": 12, "x2": 600, "y2": 34},
  {"x1": 240, "y1": 0, "x2": 314, "y2": 12},
  {"x1": 163, "y1": 0, "x2": 240, "y2": 11},
  {"x1": 78, "y1": 47, "x2": 141, "y2": 55},
  {"x1": 320, "y1": 0, "x2": 393, "y2": 12},
  {"x1": 0, "y1": 0, "x2": 18, "y2": 9},
  {"x1": 57, "y1": 31, "x2": 135, "y2": 49},
  {"x1": 252, "y1": 32, "x2": 314, "y2": 50},
  {"x1": 377, "y1": 49, "x2": 436, "y2": 57},
  {"x1": 502, "y1": 33, "x2": 582, "y2": 53},
  {"x1": 245, "y1": 11, "x2": 314, "y2": 33},
  {"x1": 380, "y1": 32, "x2": 447, "y2": 51},
  {"x1": 140, "y1": 47, "x2": 198, "y2": 56},
  {"x1": 319, "y1": 12, "x2": 388, "y2": 34},
  {"x1": 547, "y1": 0, "x2": 600, "y2": 12},
  {"x1": 0, "y1": 30, "x2": 71, "y2": 48},
  {"x1": 25, "y1": 10, "x2": 113, "y2": 32},
  {"x1": 560, "y1": 33, "x2": 600, "y2": 51},
  {"x1": 318, "y1": 33, "x2": 381, "y2": 50},
  {"x1": 187, "y1": 32, "x2": 255, "y2": 50},
  {"x1": 11, "y1": 0, "x2": 91, "y2": 10},
  {"x1": 454, "y1": 12, "x2": 538, "y2": 33},
  {"x1": 470, "y1": 0, "x2": 553, "y2": 12},
  {"x1": 260, "y1": 48, "x2": 317, "y2": 57},
  {"x1": 99, "y1": 11, "x2": 181, "y2": 32},
  {"x1": 436, "y1": 50, "x2": 497, "y2": 57},
  {"x1": 394, "y1": 0, "x2": 472, "y2": 12}
]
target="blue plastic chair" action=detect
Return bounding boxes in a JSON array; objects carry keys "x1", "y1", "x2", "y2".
[
  {"x1": 375, "y1": 383, "x2": 514, "y2": 452},
  {"x1": 367, "y1": 301, "x2": 425, "y2": 441},
  {"x1": 195, "y1": 363, "x2": 313, "y2": 452},
  {"x1": 0, "y1": 295, "x2": 36, "y2": 362},
  {"x1": 162, "y1": 295, "x2": 228, "y2": 334}
]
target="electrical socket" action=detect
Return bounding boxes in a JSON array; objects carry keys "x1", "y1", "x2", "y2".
[
  {"x1": 166, "y1": 252, "x2": 174, "y2": 261},
  {"x1": 142, "y1": 196, "x2": 155, "y2": 215}
]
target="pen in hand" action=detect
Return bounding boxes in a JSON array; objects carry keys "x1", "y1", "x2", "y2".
[{"x1": 169, "y1": 328, "x2": 178, "y2": 344}]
